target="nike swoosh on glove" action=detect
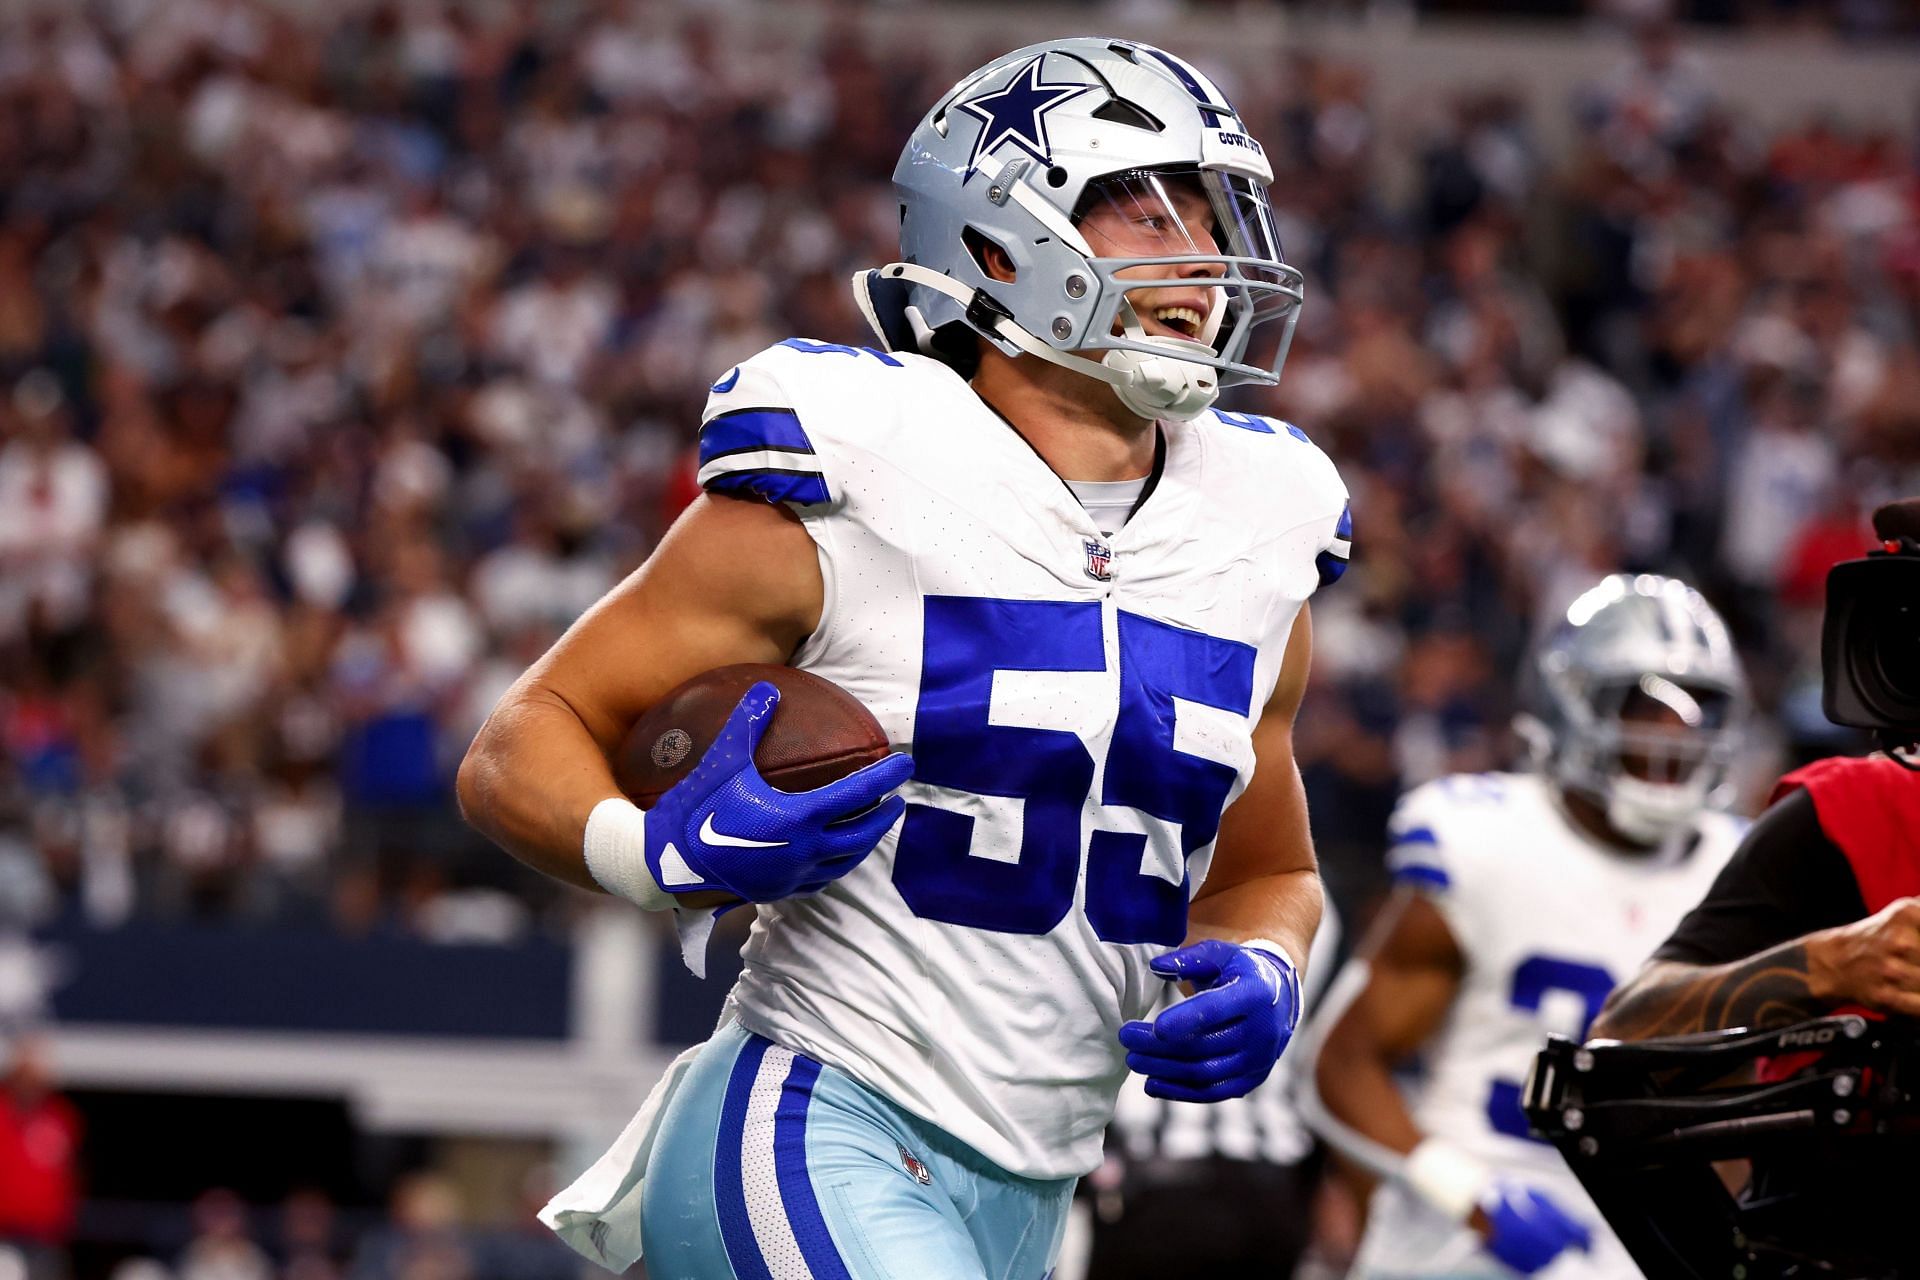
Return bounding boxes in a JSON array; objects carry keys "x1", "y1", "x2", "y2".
[
  {"x1": 644, "y1": 681, "x2": 913, "y2": 903},
  {"x1": 1480, "y1": 1182, "x2": 1593, "y2": 1275},
  {"x1": 1117, "y1": 938, "x2": 1302, "y2": 1103}
]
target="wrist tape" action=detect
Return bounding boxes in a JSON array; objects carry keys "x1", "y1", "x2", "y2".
[
  {"x1": 583, "y1": 797, "x2": 676, "y2": 911},
  {"x1": 1402, "y1": 1139, "x2": 1490, "y2": 1224}
]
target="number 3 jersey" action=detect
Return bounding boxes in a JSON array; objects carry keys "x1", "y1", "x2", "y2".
[
  {"x1": 1355, "y1": 771, "x2": 1746, "y2": 1279},
  {"x1": 695, "y1": 339, "x2": 1349, "y2": 1180}
]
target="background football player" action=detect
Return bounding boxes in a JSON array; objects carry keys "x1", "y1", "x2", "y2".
[
  {"x1": 1299, "y1": 574, "x2": 1750, "y2": 1279},
  {"x1": 458, "y1": 38, "x2": 1349, "y2": 1280}
]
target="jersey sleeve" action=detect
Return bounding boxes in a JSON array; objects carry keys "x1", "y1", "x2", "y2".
[
  {"x1": 1383, "y1": 778, "x2": 1492, "y2": 949},
  {"x1": 1285, "y1": 419, "x2": 1351, "y2": 591},
  {"x1": 1208, "y1": 410, "x2": 1351, "y2": 592},
  {"x1": 695, "y1": 350, "x2": 836, "y2": 507},
  {"x1": 1316, "y1": 495, "x2": 1353, "y2": 589}
]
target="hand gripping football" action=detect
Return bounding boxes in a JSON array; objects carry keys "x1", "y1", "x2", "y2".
[{"x1": 615, "y1": 664, "x2": 894, "y2": 808}]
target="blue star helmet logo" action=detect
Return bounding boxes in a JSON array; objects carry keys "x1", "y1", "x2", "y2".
[{"x1": 956, "y1": 54, "x2": 1095, "y2": 181}]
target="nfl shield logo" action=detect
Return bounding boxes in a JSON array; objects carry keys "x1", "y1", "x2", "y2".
[
  {"x1": 898, "y1": 1144, "x2": 933, "y2": 1185},
  {"x1": 1084, "y1": 539, "x2": 1113, "y2": 581}
]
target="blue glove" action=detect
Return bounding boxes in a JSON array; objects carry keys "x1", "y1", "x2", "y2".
[
  {"x1": 1479, "y1": 1181, "x2": 1593, "y2": 1275},
  {"x1": 1117, "y1": 938, "x2": 1302, "y2": 1103},
  {"x1": 645, "y1": 682, "x2": 913, "y2": 903}
]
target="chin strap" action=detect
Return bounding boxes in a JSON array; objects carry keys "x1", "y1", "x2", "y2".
[{"x1": 853, "y1": 263, "x2": 1222, "y2": 422}]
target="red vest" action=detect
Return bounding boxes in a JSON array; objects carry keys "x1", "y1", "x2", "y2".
[
  {"x1": 1770, "y1": 755, "x2": 1920, "y2": 913},
  {"x1": 0, "y1": 1092, "x2": 80, "y2": 1243}
]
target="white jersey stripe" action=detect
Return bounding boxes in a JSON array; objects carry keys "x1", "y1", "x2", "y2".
[
  {"x1": 698, "y1": 447, "x2": 822, "y2": 484},
  {"x1": 741, "y1": 1045, "x2": 815, "y2": 1279}
]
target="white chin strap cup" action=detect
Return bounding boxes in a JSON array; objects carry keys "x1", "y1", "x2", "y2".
[
  {"x1": 1101, "y1": 341, "x2": 1219, "y2": 421},
  {"x1": 858, "y1": 263, "x2": 1222, "y2": 422},
  {"x1": 1606, "y1": 774, "x2": 1708, "y2": 845}
]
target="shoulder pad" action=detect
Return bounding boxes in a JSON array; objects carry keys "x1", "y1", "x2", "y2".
[
  {"x1": 1205, "y1": 409, "x2": 1351, "y2": 588},
  {"x1": 698, "y1": 356, "x2": 830, "y2": 505},
  {"x1": 696, "y1": 341, "x2": 897, "y2": 507},
  {"x1": 1385, "y1": 773, "x2": 1522, "y2": 893}
]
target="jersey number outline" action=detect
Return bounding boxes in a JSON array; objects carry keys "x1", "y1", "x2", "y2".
[
  {"x1": 1487, "y1": 953, "x2": 1616, "y2": 1141},
  {"x1": 892, "y1": 595, "x2": 1255, "y2": 946}
]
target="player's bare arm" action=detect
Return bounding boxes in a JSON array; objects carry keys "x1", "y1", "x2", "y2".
[
  {"x1": 1593, "y1": 897, "x2": 1920, "y2": 1040},
  {"x1": 1311, "y1": 888, "x2": 1465, "y2": 1164},
  {"x1": 1187, "y1": 604, "x2": 1323, "y2": 974},
  {"x1": 456, "y1": 493, "x2": 822, "y2": 891}
]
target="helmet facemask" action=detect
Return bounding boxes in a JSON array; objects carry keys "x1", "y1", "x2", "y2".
[
  {"x1": 1519, "y1": 573, "x2": 1751, "y2": 851},
  {"x1": 1551, "y1": 671, "x2": 1742, "y2": 847},
  {"x1": 1061, "y1": 168, "x2": 1303, "y2": 419}
]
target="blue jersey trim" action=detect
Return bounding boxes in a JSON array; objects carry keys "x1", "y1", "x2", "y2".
[
  {"x1": 700, "y1": 408, "x2": 815, "y2": 464},
  {"x1": 705, "y1": 468, "x2": 832, "y2": 507},
  {"x1": 714, "y1": 1036, "x2": 774, "y2": 1280},
  {"x1": 772, "y1": 1056, "x2": 853, "y2": 1280},
  {"x1": 1210, "y1": 409, "x2": 1313, "y2": 443},
  {"x1": 1211, "y1": 410, "x2": 1274, "y2": 434},
  {"x1": 1315, "y1": 550, "x2": 1348, "y2": 587},
  {"x1": 1392, "y1": 826, "x2": 1438, "y2": 847},
  {"x1": 1392, "y1": 862, "x2": 1451, "y2": 892}
]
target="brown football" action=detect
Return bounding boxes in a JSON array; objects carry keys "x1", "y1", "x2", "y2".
[{"x1": 613, "y1": 663, "x2": 893, "y2": 809}]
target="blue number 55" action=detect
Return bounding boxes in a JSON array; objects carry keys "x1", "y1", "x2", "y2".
[{"x1": 892, "y1": 595, "x2": 1255, "y2": 946}]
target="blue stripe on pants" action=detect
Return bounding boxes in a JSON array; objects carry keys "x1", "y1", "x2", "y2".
[
  {"x1": 773, "y1": 1056, "x2": 853, "y2": 1280},
  {"x1": 714, "y1": 1035, "x2": 774, "y2": 1280}
]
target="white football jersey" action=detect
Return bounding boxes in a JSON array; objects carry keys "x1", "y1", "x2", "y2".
[
  {"x1": 696, "y1": 338, "x2": 1349, "y2": 1180},
  {"x1": 1353, "y1": 771, "x2": 1746, "y2": 1280}
]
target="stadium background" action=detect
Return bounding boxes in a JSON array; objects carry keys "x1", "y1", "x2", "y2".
[{"x1": 0, "y1": 0, "x2": 1915, "y2": 1276}]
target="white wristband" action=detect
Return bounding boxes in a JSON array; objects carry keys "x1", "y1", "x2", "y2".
[
  {"x1": 583, "y1": 797, "x2": 675, "y2": 911},
  {"x1": 1401, "y1": 1138, "x2": 1491, "y2": 1224},
  {"x1": 1241, "y1": 937, "x2": 1293, "y2": 967}
]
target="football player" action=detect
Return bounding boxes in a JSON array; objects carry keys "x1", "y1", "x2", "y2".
[
  {"x1": 458, "y1": 38, "x2": 1349, "y2": 1280},
  {"x1": 1299, "y1": 575, "x2": 1750, "y2": 1279}
]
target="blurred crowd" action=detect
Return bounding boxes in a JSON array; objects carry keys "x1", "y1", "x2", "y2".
[
  {"x1": 1, "y1": 1030, "x2": 589, "y2": 1280},
  {"x1": 0, "y1": 0, "x2": 1915, "y2": 941},
  {"x1": 81, "y1": 1176, "x2": 585, "y2": 1280}
]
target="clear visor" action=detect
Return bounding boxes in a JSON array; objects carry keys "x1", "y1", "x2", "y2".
[{"x1": 1067, "y1": 168, "x2": 1303, "y2": 384}]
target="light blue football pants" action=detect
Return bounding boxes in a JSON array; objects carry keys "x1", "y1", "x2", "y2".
[{"x1": 640, "y1": 1021, "x2": 1075, "y2": 1279}]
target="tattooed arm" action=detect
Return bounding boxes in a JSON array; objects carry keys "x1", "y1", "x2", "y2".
[{"x1": 1593, "y1": 898, "x2": 1920, "y2": 1040}]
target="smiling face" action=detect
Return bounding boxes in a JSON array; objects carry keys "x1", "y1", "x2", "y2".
[{"x1": 1074, "y1": 171, "x2": 1227, "y2": 345}]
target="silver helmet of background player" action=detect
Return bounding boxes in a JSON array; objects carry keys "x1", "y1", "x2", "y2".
[
  {"x1": 852, "y1": 38, "x2": 1303, "y2": 422},
  {"x1": 1521, "y1": 574, "x2": 1750, "y2": 845}
]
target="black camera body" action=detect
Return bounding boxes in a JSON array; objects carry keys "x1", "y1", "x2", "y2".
[
  {"x1": 1527, "y1": 1015, "x2": 1920, "y2": 1279},
  {"x1": 1822, "y1": 533, "x2": 1920, "y2": 743}
]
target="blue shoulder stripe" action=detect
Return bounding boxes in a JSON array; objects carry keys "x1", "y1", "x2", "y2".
[
  {"x1": 699, "y1": 408, "x2": 815, "y2": 465},
  {"x1": 1317, "y1": 499, "x2": 1353, "y2": 586},
  {"x1": 1392, "y1": 862, "x2": 1451, "y2": 892},
  {"x1": 704, "y1": 468, "x2": 832, "y2": 507}
]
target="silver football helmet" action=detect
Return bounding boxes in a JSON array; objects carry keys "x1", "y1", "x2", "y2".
[
  {"x1": 853, "y1": 38, "x2": 1304, "y2": 422},
  {"x1": 1521, "y1": 574, "x2": 1750, "y2": 846}
]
